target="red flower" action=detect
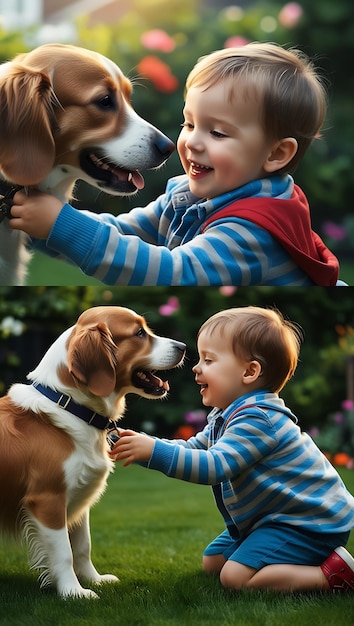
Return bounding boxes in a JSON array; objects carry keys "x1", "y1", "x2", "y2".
[
  {"x1": 137, "y1": 56, "x2": 179, "y2": 93},
  {"x1": 332, "y1": 452, "x2": 351, "y2": 466},
  {"x1": 174, "y1": 425, "x2": 196, "y2": 440}
]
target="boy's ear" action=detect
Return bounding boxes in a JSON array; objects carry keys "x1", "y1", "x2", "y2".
[
  {"x1": 243, "y1": 360, "x2": 262, "y2": 385},
  {"x1": 263, "y1": 137, "x2": 298, "y2": 173}
]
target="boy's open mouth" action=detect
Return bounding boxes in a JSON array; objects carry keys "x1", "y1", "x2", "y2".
[{"x1": 189, "y1": 161, "x2": 213, "y2": 176}]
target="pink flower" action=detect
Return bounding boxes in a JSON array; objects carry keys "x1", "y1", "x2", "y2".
[
  {"x1": 141, "y1": 29, "x2": 176, "y2": 53},
  {"x1": 137, "y1": 56, "x2": 179, "y2": 93},
  {"x1": 322, "y1": 221, "x2": 347, "y2": 242},
  {"x1": 278, "y1": 3, "x2": 303, "y2": 28},
  {"x1": 224, "y1": 36, "x2": 249, "y2": 48},
  {"x1": 185, "y1": 410, "x2": 207, "y2": 426},
  {"x1": 219, "y1": 286, "x2": 237, "y2": 296},
  {"x1": 158, "y1": 296, "x2": 180, "y2": 316},
  {"x1": 334, "y1": 412, "x2": 344, "y2": 424},
  {"x1": 342, "y1": 399, "x2": 354, "y2": 411},
  {"x1": 308, "y1": 427, "x2": 319, "y2": 437}
]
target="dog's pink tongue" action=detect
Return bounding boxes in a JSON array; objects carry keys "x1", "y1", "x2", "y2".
[{"x1": 131, "y1": 170, "x2": 145, "y2": 190}]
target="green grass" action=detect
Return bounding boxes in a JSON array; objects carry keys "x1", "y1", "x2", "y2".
[
  {"x1": 0, "y1": 465, "x2": 353, "y2": 625},
  {"x1": 26, "y1": 252, "x2": 101, "y2": 286}
]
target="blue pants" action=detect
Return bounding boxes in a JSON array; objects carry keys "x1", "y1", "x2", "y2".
[{"x1": 203, "y1": 523, "x2": 350, "y2": 569}]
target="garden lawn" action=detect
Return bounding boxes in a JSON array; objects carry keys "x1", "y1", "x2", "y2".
[{"x1": 0, "y1": 465, "x2": 353, "y2": 626}]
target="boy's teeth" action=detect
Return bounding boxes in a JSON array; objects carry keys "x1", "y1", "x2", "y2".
[{"x1": 190, "y1": 162, "x2": 208, "y2": 169}]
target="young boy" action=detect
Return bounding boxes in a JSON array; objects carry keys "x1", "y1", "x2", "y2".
[
  {"x1": 10, "y1": 43, "x2": 339, "y2": 286},
  {"x1": 110, "y1": 307, "x2": 354, "y2": 592}
]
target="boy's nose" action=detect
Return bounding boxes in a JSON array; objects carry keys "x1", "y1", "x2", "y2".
[{"x1": 185, "y1": 130, "x2": 203, "y2": 152}]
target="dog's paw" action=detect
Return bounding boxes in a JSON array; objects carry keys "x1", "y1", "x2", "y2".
[
  {"x1": 94, "y1": 573, "x2": 120, "y2": 585},
  {"x1": 60, "y1": 586, "x2": 100, "y2": 600}
]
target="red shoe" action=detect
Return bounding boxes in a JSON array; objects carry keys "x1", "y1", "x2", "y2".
[{"x1": 320, "y1": 546, "x2": 354, "y2": 591}]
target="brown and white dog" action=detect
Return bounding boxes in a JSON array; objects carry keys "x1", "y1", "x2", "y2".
[
  {"x1": 0, "y1": 43, "x2": 175, "y2": 285},
  {"x1": 0, "y1": 305, "x2": 185, "y2": 598}
]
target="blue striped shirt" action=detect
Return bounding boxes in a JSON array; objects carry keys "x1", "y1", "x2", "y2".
[
  {"x1": 34, "y1": 174, "x2": 315, "y2": 285},
  {"x1": 148, "y1": 391, "x2": 354, "y2": 538}
]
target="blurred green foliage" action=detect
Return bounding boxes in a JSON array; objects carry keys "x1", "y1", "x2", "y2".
[{"x1": 0, "y1": 286, "x2": 353, "y2": 440}]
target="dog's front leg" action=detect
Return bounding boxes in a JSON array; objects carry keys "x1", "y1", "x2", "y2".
[
  {"x1": 24, "y1": 493, "x2": 100, "y2": 599},
  {"x1": 70, "y1": 509, "x2": 119, "y2": 586},
  {"x1": 36, "y1": 522, "x2": 100, "y2": 599}
]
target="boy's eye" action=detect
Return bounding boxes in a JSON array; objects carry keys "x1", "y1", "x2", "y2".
[
  {"x1": 180, "y1": 122, "x2": 194, "y2": 129},
  {"x1": 211, "y1": 130, "x2": 227, "y2": 138}
]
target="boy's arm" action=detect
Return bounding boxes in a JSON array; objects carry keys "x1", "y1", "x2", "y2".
[
  {"x1": 9, "y1": 188, "x2": 164, "y2": 242},
  {"x1": 9, "y1": 189, "x2": 310, "y2": 286},
  {"x1": 112, "y1": 415, "x2": 277, "y2": 485},
  {"x1": 44, "y1": 213, "x2": 304, "y2": 285},
  {"x1": 110, "y1": 424, "x2": 210, "y2": 465},
  {"x1": 111, "y1": 412, "x2": 279, "y2": 486}
]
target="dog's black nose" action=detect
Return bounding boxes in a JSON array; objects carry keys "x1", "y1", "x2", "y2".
[
  {"x1": 155, "y1": 133, "x2": 175, "y2": 157},
  {"x1": 174, "y1": 341, "x2": 187, "y2": 354}
]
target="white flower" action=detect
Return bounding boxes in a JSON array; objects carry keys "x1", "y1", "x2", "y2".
[{"x1": 0, "y1": 316, "x2": 24, "y2": 337}]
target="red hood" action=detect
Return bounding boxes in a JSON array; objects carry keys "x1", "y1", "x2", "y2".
[{"x1": 202, "y1": 185, "x2": 339, "y2": 286}]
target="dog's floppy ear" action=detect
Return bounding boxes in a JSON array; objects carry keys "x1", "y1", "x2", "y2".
[
  {"x1": 67, "y1": 323, "x2": 117, "y2": 397},
  {"x1": 0, "y1": 64, "x2": 57, "y2": 185}
]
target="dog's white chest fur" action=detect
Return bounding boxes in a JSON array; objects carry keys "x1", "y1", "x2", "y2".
[{"x1": 64, "y1": 435, "x2": 113, "y2": 523}]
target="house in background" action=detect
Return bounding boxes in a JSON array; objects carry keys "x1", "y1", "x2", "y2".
[
  {"x1": 0, "y1": 0, "x2": 139, "y2": 31},
  {"x1": 0, "y1": 0, "x2": 42, "y2": 30},
  {"x1": 0, "y1": 1, "x2": 236, "y2": 31},
  {"x1": 43, "y1": 0, "x2": 130, "y2": 26}
]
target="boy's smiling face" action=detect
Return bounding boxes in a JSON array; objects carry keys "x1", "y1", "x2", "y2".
[
  {"x1": 193, "y1": 328, "x2": 255, "y2": 410},
  {"x1": 177, "y1": 79, "x2": 277, "y2": 199}
]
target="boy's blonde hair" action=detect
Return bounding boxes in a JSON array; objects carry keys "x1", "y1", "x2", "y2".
[
  {"x1": 198, "y1": 306, "x2": 303, "y2": 393},
  {"x1": 185, "y1": 43, "x2": 327, "y2": 173}
]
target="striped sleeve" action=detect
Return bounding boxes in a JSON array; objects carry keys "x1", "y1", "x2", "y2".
[
  {"x1": 147, "y1": 407, "x2": 354, "y2": 534},
  {"x1": 45, "y1": 205, "x2": 312, "y2": 286},
  {"x1": 148, "y1": 414, "x2": 278, "y2": 484}
]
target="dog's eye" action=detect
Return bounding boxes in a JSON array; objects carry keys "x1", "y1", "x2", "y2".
[
  {"x1": 95, "y1": 94, "x2": 116, "y2": 110},
  {"x1": 136, "y1": 328, "x2": 147, "y2": 339}
]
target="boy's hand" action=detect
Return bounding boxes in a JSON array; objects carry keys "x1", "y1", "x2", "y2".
[
  {"x1": 8, "y1": 189, "x2": 62, "y2": 239},
  {"x1": 109, "y1": 429, "x2": 155, "y2": 466}
]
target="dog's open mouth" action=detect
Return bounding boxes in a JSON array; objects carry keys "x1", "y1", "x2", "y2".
[
  {"x1": 80, "y1": 149, "x2": 145, "y2": 194},
  {"x1": 132, "y1": 369, "x2": 170, "y2": 397}
]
